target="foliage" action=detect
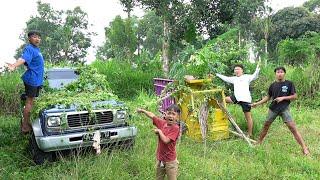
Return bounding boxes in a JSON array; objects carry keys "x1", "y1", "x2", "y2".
[
  {"x1": 169, "y1": 28, "x2": 248, "y2": 80},
  {"x1": 31, "y1": 66, "x2": 117, "y2": 120},
  {"x1": 134, "y1": 50, "x2": 162, "y2": 73},
  {"x1": 190, "y1": 0, "x2": 265, "y2": 38},
  {"x1": 120, "y1": 0, "x2": 136, "y2": 17},
  {"x1": 97, "y1": 16, "x2": 137, "y2": 61},
  {"x1": 91, "y1": 60, "x2": 161, "y2": 99},
  {"x1": 266, "y1": 7, "x2": 320, "y2": 57},
  {"x1": 136, "y1": 11, "x2": 163, "y2": 58},
  {"x1": 277, "y1": 32, "x2": 320, "y2": 65},
  {"x1": 16, "y1": 1, "x2": 93, "y2": 64},
  {"x1": 303, "y1": 0, "x2": 320, "y2": 13}
]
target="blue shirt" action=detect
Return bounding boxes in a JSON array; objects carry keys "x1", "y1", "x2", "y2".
[{"x1": 21, "y1": 44, "x2": 44, "y2": 86}]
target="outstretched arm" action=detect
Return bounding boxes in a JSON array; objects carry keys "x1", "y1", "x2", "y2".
[
  {"x1": 6, "y1": 58, "x2": 26, "y2": 71},
  {"x1": 136, "y1": 108, "x2": 156, "y2": 119},
  {"x1": 249, "y1": 63, "x2": 260, "y2": 82},
  {"x1": 251, "y1": 95, "x2": 270, "y2": 108},
  {"x1": 216, "y1": 73, "x2": 234, "y2": 84}
]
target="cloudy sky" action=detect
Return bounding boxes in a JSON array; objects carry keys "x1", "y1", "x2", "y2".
[{"x1": 0, "y1": 0, "x2": 307, "y2": 67}]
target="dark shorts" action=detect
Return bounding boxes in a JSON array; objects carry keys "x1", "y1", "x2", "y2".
[
  {"x1": 230, "y1": 95, "x2": 251, "y2": 112},
  {"x1": 266, "y1": 108, "x2": 293, "y2": 123},
  {"x1": 24, "y1": 82, "x2": 42, "y2": 98}
]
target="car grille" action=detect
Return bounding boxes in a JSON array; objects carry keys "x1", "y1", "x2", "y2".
[{"x1": 67, "y1": 111, "x2": 113, "y2": 128}]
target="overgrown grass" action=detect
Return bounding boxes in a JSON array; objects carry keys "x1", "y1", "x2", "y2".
[
  {"x1": 91, "y1": 60, "x2": 161, "y2": 99},
  {"x1": 1, "y1": 93, "x2": 319, "y2": 179},
  {"x1": 0, "y1": 70, "x2": 23, "y2": 115}
]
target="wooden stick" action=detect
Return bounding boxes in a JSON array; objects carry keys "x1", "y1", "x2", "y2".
[
  {"x1": 229, "y1": 130, "x2": 256, "y2": 143},
  {"x1": 217, "y1": 102, "x2": 253, "y2": 147}
]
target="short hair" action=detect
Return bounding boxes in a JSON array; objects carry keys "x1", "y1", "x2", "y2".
[
  {"x1": 274, "y1": 66, "x2": 286, "y2": 73},
  {"x1": 27, "y1": 31, "x2": 41, "y2": 38},
  {"x1": 233, "y1": 64, "x2": 244, "y2": 70},
  {"x1": 166, "y1": 104, "x2": 181, "y2": 114}
]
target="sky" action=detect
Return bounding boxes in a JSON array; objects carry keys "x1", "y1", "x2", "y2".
[{"x1": 0, "y1": 0, "x2": 308, "y2": 68}]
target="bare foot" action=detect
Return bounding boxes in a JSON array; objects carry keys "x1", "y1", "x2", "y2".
[
  {"x1": 254, "y1": 140, "x2": 262, "y2": 146},
  {"x1": 21, "y1": 122, "x2": 32, "y2": 134}
]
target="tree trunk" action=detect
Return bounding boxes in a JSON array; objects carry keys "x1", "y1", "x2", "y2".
[
  {"x1": 162, "y1": 16, "x2": 170, "y2": 77},
  {"x1": 137, "y1": 34, "x2": 141, "y2": 56},
  {"x1": 264, "y1": 18, "x2": 269, "y2": 66},
  {"x1": 238, "y1": 30, "x2": 241, "y2": 47}
]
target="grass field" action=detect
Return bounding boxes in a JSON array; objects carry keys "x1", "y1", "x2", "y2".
[{"x1": 0, "y1": 94, "x2": 319, "y2": 179}]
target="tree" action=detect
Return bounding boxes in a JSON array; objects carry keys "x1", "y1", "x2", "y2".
[
  {"x1": 266, "y1": 7, "x2": 320, "y2": 58},
  {"x1": 190, "y1": 0, "x2": 264, "y2": 39},
  {"x1": 16, "y1": 1, "x2": 93, "y2": 64},
  {"x1": 303, "y1": 0, "x2": 320, "y2": 13},
  {"x1": 120, "y1": 0, "x2": 136, "y2": 18},
  {"x1": 98, "y1": 15, "x2": 137, "y2": 61},
  {"x1": 121, "y1": 0, "x2": 187, "y2": 76},
  {"x1": 137, "y1": 11, "x2": 163, "y2": 57}
]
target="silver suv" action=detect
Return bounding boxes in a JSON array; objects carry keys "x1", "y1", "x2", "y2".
[{"x1": 25, "y1": 68, "x2": 137, "y2": 164}]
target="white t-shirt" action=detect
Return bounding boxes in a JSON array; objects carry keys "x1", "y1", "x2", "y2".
[{"x1": 216, "y1": 67, "x2": 260, "y2": 103}]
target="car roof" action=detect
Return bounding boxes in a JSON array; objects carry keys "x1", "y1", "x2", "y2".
[{"x1": 46, "y1": 67, "x2": 74, "y2": 72}]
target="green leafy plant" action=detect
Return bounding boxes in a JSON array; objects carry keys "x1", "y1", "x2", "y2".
[{"x1": 31, "y1": 66, "x2": 118, "y2": 120}]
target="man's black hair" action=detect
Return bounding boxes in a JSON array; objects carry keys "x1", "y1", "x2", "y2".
[
  {"x1": 27, "y1": 31, "x2": 41, "y2": 38},
  {"x1": 233, "y1": 64, "x2": 244, "y2": 70},
  {"x1": 166, "y1": 104, "x2": 181, "y2": 114},
  {"x1": 274, "y1": 66, "x2": 286, "y2": 73}
]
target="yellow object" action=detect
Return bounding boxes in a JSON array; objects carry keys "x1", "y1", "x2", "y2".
[{"x1": 179, "y1": 79, "x2": 229, "y2": 141}]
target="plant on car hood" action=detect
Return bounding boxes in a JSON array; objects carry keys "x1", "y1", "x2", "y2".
[{"x1": 31, "y1": 65, "x2": 119, "y2": 120}]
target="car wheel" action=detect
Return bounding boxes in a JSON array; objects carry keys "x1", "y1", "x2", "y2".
[{"x1": 28, "y1": 134, "x2": 54, "y2": 165}]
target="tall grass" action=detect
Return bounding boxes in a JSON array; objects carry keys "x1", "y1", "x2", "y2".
[
  {"x1": 0, "y1": 71, "x2": 23, "y2": 115},
  {"x1": 0, "y1": 93, "x2": 319, "y2": 179},
  {"x1": 91, "y1": 60, "x2": 162, "y2": 99}
]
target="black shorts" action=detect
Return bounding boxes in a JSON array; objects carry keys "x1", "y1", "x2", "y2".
[
  {"x1": 24, "y1": 82, "x2": 42, "y2": 98},
  {"x1": 230, "y1": 95, "x2": 251, "y2": 112}
]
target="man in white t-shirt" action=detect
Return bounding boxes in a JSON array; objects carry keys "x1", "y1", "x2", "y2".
[{"x1": 216, "y1": 63, "x2": 260, "y2": 137}]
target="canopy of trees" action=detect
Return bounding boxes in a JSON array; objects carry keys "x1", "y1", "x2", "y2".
[{"x1": 16, "y1": 1, "x2": 93, "y2": 64}]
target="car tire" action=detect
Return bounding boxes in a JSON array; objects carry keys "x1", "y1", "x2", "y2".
[{"x1": 28, "y1": 134, "x2": 54, "y2": 165}]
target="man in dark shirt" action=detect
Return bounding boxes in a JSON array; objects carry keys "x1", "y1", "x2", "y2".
[{"x1": 251, "y1": 67, "x2": 309, "y2": 155}]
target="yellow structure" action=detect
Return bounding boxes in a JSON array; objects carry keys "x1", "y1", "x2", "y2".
[{"x1": 179, "y1": 79, "x2": 229, "y2": 141}]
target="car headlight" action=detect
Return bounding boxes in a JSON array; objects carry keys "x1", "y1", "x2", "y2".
[
  {"x1": 116, "y1": 110, "x2": 126, "y2": 119},
  {"x1": 47, "y1": 116, "x2": 61, "y2": 127}
]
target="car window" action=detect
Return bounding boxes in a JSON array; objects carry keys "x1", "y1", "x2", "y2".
[{"x1": 47, "y1": 70, "x2": 78, "y2": 80}]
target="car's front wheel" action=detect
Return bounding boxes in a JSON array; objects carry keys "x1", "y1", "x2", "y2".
[{"x1": 28, "y1": 134, "x2": 54, "y2": 165}]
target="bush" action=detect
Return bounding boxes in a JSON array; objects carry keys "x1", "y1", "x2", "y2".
[
  {"x1": 277, "y1": 32, "x2": 320, "y2": 65},
  {"x1": 91, "y1": 60, "x2": 161, "y2": 99}
]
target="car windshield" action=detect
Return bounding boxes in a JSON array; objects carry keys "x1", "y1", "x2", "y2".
[{"x1": 47, "y1": 70, "x2": 78, "y2": 80}]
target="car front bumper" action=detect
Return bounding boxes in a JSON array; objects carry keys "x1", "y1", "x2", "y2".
[{"x1": 35, "y1": 126, "x2": 137, "y2": 152}]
